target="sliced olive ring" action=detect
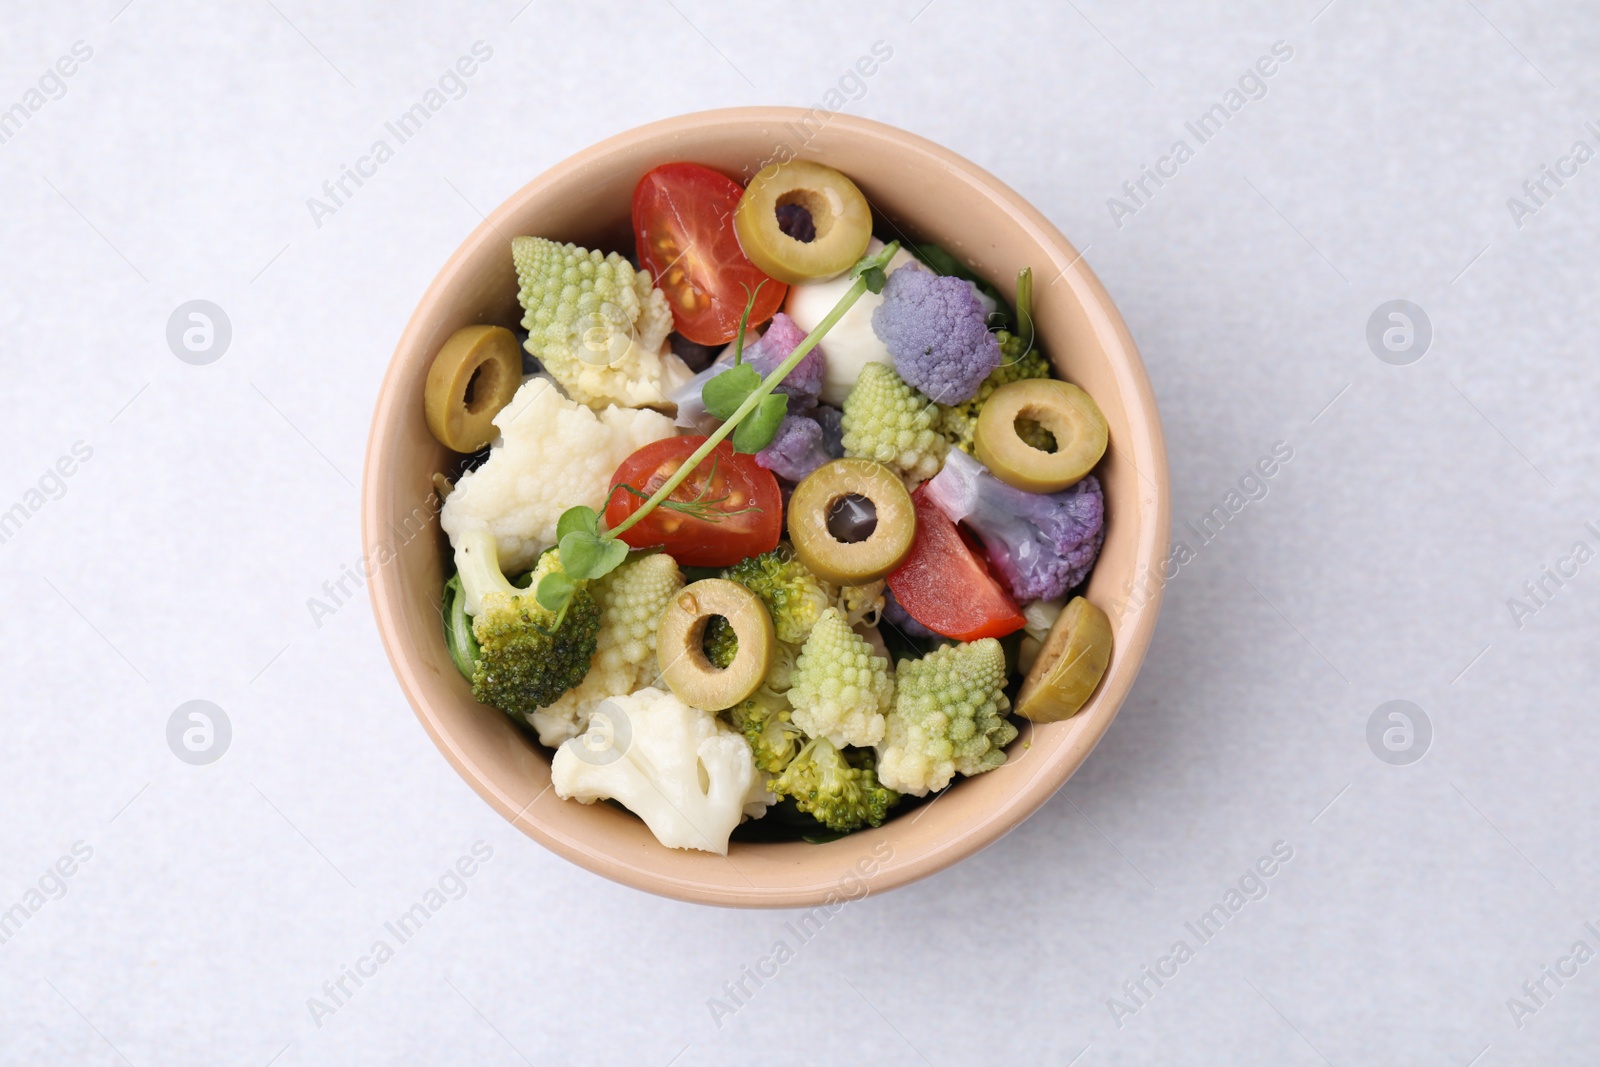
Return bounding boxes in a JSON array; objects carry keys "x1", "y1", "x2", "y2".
[
  {"x1": 975, "y1": 379, "x2": 1109, "y2": 493},
  {"x1": 424, "y1": 325, "x2": 523, "y2": 453},
  {"x1": 657, "y1": 579, "x2": 774, "y2": 711},
  {"x1": 1015, "y1": 597, "x2": 1113, "y2": 722},
  {"x1": 733, "y1": 160, "x2": 872, "y2": 284},
  {"x1": 787, "y1": 459, "x2": 915, "y2": 585}
]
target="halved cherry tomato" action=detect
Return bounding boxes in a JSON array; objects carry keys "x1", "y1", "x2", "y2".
[
  {"x1": 604, "y1": 436, "x2": 782, "y2": 566},
  {"x1": 886, "y1": 485, "x2": 1026, "y2": 641},
  {"x1": 633, "y1": 163, "x2": 787, "y2": 345}
]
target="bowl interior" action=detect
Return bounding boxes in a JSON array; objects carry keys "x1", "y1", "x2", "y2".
[{"x1": 364, "y1": 108, "x2": 1169, "y2": 907}]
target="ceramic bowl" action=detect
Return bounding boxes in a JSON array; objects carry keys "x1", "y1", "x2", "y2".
[{"x1": 363, "y1": 107, "x2": 1168, "y2": 908}]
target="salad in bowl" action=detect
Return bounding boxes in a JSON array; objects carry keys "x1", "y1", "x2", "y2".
[{"x1": 419, "y1": 156, "x2": 1116, "y2": 856}]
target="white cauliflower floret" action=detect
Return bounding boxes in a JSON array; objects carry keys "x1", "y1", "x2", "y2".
[
  {"x1": 551, "y1": 687, "x2": 762, "y2": 854},
  {"x1": 513, "y1": 236, "x2": 692, "y2": 410},
  {"x1": 528, "y1": 553, "x2": 684, "y2": 747},
  {"x1": 440, "y1": 377, "x2": 675, "y2": 582}
]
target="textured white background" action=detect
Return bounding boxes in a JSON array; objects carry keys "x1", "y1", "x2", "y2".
[{"x1": 1, "y1": 1, "x2": 1597, "y2": 1064}]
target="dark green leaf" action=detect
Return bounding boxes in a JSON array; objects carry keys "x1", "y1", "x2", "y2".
[
  {"x1": 914, "y1": 242, "x2": 968, "y2": 278},
  {"x1": 860, "y1": 266, "x2": 886, "y2": 295},
  {"x1": 681, "y1": 566, "x2": 722, "y2": 584},
  {"x1": 442, "y1": 573, "x2": 479, "y2": 681},
  {"x1": 558, "y1": 530, "x2": 629, "y2": 582},
  {"x1": 556, "y1": 505, "x2": 600, "y2": 542},
  {"x1": 702, "y1": 364, "x2": 761, "y2": 420},
  {"x1": 731, "y1": 393, "x2": 789, "y2": 454},
  {"x1": 534, "y1": 571, "x2": 576, "y2": 612}
]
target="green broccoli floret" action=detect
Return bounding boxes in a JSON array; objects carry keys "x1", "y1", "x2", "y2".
[
  {"x1": 769, "y1": 736, "x2": 899, "y2": 832},
  {"x1": 721, "y1": 547, "x2": 833, "y2": 645},
  {"x1": 727, "y1": 689, "x2": 803, "y2": 773},
  {"x1": 875, "y1": 638, "x2": 1018, "y2": 796},
  {"x1": 454, "y1": 526, "x2": 600, "y2": 716},
  {"x1": 512, "y1": 236, "x2": 677, "y2": 409},
  {"x1": 840, "y1": 361, "x2": 949, "y2": 483},
  {"x1": 525, "y1": 551, "x2": 684, "y2": 748},
  {"x1": 788, "y1": 607, "x2": 893, "y2": 747},
  {"x1": 702, "y1": 624, "x2": 801, "y2": 699},
  {"x1": 703, "y1": 615, "x2": 739, "y2": 669}
]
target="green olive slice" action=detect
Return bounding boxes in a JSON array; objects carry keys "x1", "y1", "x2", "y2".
[
  {"x1": 657, "y1": 579, "x2": 774, "y2": 711},
  {"x1": 424, "y1": 325, "x2": 522, "y2": 453},
  {"x1": 733, "y1": 160, "x2": 872, "y2": 284},
  {"x1": 1015, "y1": 597, "x2": 1113, "y2": 722},
  {"x1": 975, "y1": 379, "x2": 1109, "y2": 493},
  {"x1": 787, "y1": 459, "x2": 915, "y2": 585}
]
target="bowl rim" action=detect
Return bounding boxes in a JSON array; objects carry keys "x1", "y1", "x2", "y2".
[{"x1": 363, "y1": 106, "x2": 1169, "y2": 907}]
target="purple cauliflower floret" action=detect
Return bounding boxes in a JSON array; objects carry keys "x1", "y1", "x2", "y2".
[
  {"x1": 871, "y1": 267, "x2": 1001, "y2": 405},
  {"x1": 755, "y1": 414, "x2": 833, "y2": 483},
  {"x1": 669, "y1": 314, "x2": 823, "y2": 433},
  {"x1": 743, "y1": 313, "x2": 822, "y2": 410},
  {"x1": 921, "y1": 449, "x2": 1104, "y2": 602}
]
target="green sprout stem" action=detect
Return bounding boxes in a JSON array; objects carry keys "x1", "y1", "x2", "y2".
[
  {"x1": 729, "y1": 280, "x2": 767, "y2": 367},
  {"x1": 1015, "y1": 266, "x2": 1034, "y2": 353},
  {"x1": 607, "y1": 243, "x2": 899, "y2": 542}
]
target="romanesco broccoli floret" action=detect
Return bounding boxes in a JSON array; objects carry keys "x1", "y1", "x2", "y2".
[
  {"x1": 840, "y1": 361, "x2": 948, "y2": 483},
  {"x1": 512, "y1": 236, "x2": 688, "y2": 410},
  {"x1": 727, "y1": 688, "x2": 803, "y2": 773},
  {"x1": 788, "y1": 608, "x2": 893, "y2": 748},
  {"x1": 769, "y1": 736, "x2": 899, "y2": 832},
  {"x1": 454, "y1": 528, "x2": 600, "y2": 716},
  {"x1": 936, "y1": 343, "x2": 1054, "y2": 454},
  {"x1": 875, "y1": 638, "x2": 1017, "y2": 796},
  {"x1": 721, "y1": 547, "x2": 833, "y2": 645},
  {"x1": 528, "y1": 553, "x2": 684, "y2": 747}
]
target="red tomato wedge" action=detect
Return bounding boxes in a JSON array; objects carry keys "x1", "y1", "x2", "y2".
[
  {"x1": 633, "y1": 163, "x2": 787, "y2": 345},
  {"x1": 604, "y1": 436, "x2": 782, "y2": 567},
  {"x1": 887, "y1": 486, "x2": 1026, "y2": 641}
]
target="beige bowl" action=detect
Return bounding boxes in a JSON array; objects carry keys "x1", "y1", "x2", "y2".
[{"x1": 363, "y1": 108, "x2": 1169, "y2": 908}]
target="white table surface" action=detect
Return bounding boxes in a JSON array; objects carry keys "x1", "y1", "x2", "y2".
[{"x1": 3, "y1": 1, "x2": 1598, "y2": 1063}]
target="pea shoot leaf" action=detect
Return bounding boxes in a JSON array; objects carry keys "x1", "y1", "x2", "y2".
[
  {"x1": 702, "y1": 364, "x2": 762, "y2": 420},
  {"x1": 557, "y1": 505, "x2": 600, "y2": 542},
  {"x1": 534, "y1": 571, "x2": 576, "y2": 612},
  {"x1": 558, "y1": 529, "x2": 629, "y2": 583},
  {"x1": 731, "y1": 393, "x2": 789, "y2": 454}
]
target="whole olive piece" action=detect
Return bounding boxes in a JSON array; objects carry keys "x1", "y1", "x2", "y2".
[{"x1": 1015, "y1": 596, "x2": 1113, "y2": 722}]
